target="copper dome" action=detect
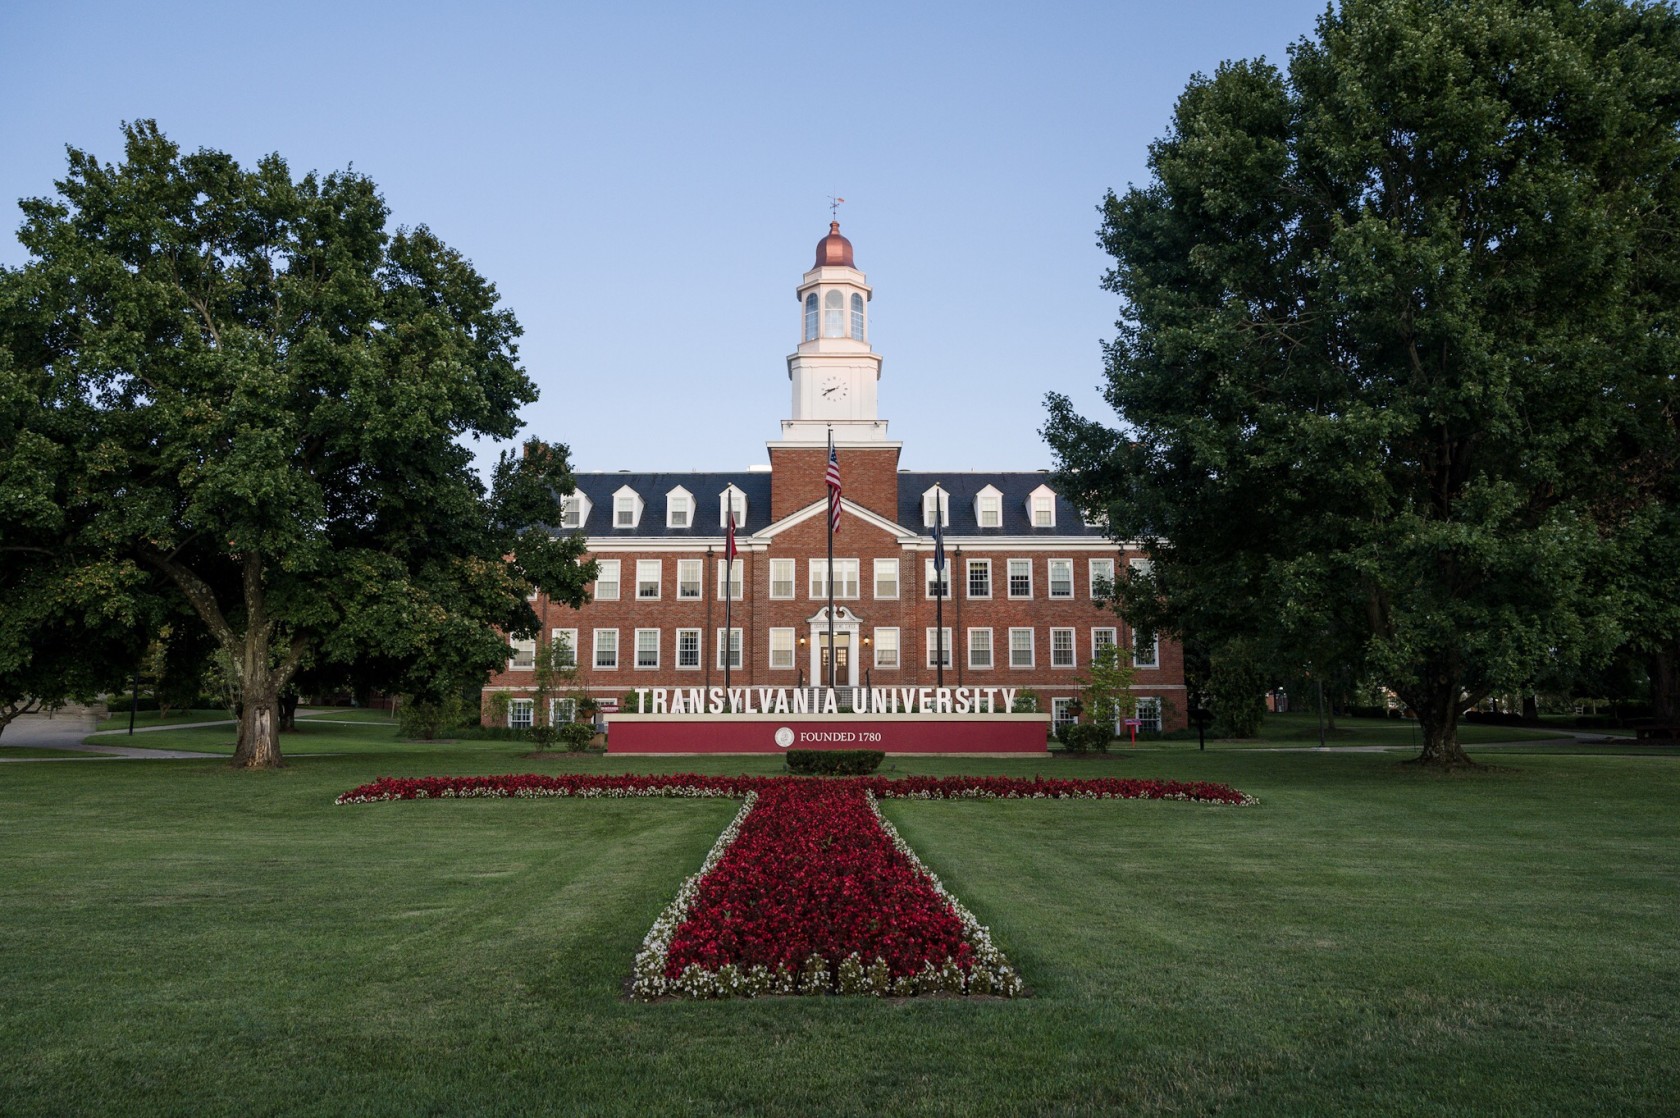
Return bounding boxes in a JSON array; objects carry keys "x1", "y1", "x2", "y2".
[{"x1": 814, "y1": 221, "x2": 854, "y2": 268}]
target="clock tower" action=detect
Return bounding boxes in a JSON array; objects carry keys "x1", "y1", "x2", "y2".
[
  {"x1": 779, "y1": 222, "x2": 889, "y2": 444},
  {"x1": 768, "y1": 221, "x2": 902, "y2": 520}
]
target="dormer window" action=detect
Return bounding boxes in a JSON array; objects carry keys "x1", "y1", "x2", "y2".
[
  {"x1": 559, "y1": 492, "x2": 591, "y2": 530},
  {"x1": 666, "y1": 487, "x2": 693, "y2": 529},
  {"x1": 613, "y1": 486, "x2": 643, "y2": 529},
  {"x1": 720, "y1": 485, "x2": 748, "y2": 528},
  {"x1": 1027, "y1": 484, "x2": 1057, "y2": 528},
  {"x1": 804, "y1": 293, "x2": 818, "y2": 341},
  {"x1": 824, "y1": 291, "x2": 844, "y2": 337},
  {"x1": 921, "y1": 486, "x2": 950, "y2": 528},
  {"x1": 850, "y1": 293, "x2": 865, "y2": 340},
  {"x1": 974, "y1": 486, "x2": 1003, "y2": 528}
]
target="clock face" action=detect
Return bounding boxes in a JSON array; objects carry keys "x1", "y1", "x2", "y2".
[{"x1": 819, "y1": 375, "x2": 849, "y2": 402}]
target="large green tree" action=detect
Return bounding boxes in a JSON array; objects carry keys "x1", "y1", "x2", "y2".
[
  {"x1": 0, "y1": 121, "x2": 592, "y2": 767},
  {"x1": 1045, "y1": 0, "x2": 1680, "y2": 766}
]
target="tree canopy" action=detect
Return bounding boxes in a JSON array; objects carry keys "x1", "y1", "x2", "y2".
[
  {"x1": 0, "y1": 121, "x2": 593, "y2": 767},
  {"x1": 1045, "y1": 0, "x2": 1680, "y2": 765}
]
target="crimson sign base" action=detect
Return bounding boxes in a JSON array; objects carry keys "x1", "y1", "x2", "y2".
[{"x1": 607, "y1": 713, "x2": 1051, "y2": 754}]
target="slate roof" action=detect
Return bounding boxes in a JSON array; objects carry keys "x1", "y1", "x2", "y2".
[
  {"x1": 562, "y1": 469, "x2": 1105, "y2": 540},
  {"x1": 896, "y1": 472, "x2": 1106, "y2": 538},
  {"x1": 564, "y1": 472, "x2": 773, "y2": 536}
]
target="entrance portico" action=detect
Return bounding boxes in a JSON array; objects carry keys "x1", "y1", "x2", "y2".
[{"x1": 808, "y1": 606, "x2": 861, "y2": 689}]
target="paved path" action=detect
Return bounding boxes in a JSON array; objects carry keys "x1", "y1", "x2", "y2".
[{"x1": 0, "y1": 713, "x2": 225, "y2": 761}]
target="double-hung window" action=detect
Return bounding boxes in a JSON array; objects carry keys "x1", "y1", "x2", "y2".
[
  {"x1": 508, "y1": 698, "x2": 534, "y2": 729},
  {"x1": 769, "y1": 628, "x2": 795, "y2": 670},
  {"x1": 550, "y1": 629, "x2": 578, "y2": 668},
  {"x1": 593, "y1": 629, "x2": 618, "y2": 670},
  {"x1": 1135, "y1": 697, "x2": 1162, "y2": 733},
  {"x1": 718, "y1": 562, "x2": 743, "y2": 601},
  {"x1": 1009, "y1": 628, "x2": 1035, "y2": 668},
  {"x1": 677, "y1": 559, "x2": 702, "y2": 600},
  {"x1": 636, "y1": 559, "x2": 661, "y2": 599},
  {"x1": 635, "y1": 628, "x2": 660, "y2": 670},
  {"x1": 676, "y1": 628, "x2": 701, "y2": 670},
  {"x1": 1132, "y1": 630, "x2": 1159, "y2": 669},
  {"x1": 873, "y1": 558, "x2": 899, "y2": 599},
  {"x1": 1048, "y1": 559, "x2": 1074, "y2": 599},
  {"x1": 769, "y1": 558, "x2": 796, "y2": 600},
  {"x1": 1089, "y1": 558, "x2": 1116, "y2": 599},
  {"x1": 968, "y1": 628, "x2": 993, "y2": 670},
  {"x1": 1051, "y1": 627, "x2": 1075, "y2": 669},
  {"x1": 716, "y1": 628, "x2": 743, "y2": 670},
  {"x1": 809, "y1": 559, "x2": 859, "y2": 599},
  {"x1": 873, "y1": 628, "x2": 900, "y2": 669},
  {"x1": 1092, "y1": 627, "x2": 1118, "y2": 660},
  {"x1": 925, "y1": 558, "x2": 950, "y2": 599},
  {"x1": 594, "y1": 560, "x2": 620, "y2": 600},
  {"x1": 967, "y1": 558, "x2": 991, "y2": 599},
  {"x1": 926, "y1": 628, "x2": 953, "y2": 668},
  {"x1": 509, "y1": 638, "x2": 537, "y2": 671},
  {"x1": 1007, "y1": 558, "x2": 1032, "y2": 598}
]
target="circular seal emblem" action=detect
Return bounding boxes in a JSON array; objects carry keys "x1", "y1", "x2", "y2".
[{"x1": 773, "y1": 726, "x2": 795, "y2": 749}]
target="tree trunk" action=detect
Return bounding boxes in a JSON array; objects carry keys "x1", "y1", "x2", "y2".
[
  {"x1": 1401, "y1": 675, "x2": 1478, "y2": 769},
  {"x1": 233, "y1": 682, "x2": 284, "y2": 768},
  {"x1": 1651, "y1": 646, "x2": 1678, "y2": 724}
]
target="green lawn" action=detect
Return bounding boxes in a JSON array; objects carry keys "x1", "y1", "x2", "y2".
[
  {"x1": 92, "y1": 708, "x2": 235, "y2": 732},
  {"x1": 3, "y1": 727, "x2": 1675, "y2": 1116}
]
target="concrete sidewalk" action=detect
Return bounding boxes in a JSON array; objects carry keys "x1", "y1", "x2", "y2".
[{"x1": 0, "y1": 713, "x2": 224, "y2": 761}]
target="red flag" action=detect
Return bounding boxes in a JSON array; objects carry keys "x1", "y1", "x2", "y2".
[
  {"x1": 826, "y1": 442, "x2": 843, "y2": 533},
  {"x1": 725, "y1": 509, "x2": 739, "y2": 561}
]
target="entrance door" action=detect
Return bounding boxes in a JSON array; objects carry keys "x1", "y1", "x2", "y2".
[{"x1": 819, "y1": 633, "x2": 850, "y2": 680}]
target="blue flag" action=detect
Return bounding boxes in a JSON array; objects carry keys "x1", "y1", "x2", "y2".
[{"x1": 932, "y1": 508, "x2": 945, "y2": 575}]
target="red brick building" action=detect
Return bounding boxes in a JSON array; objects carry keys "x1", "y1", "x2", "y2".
[{"x1": 483, "y1": 223, "x2": 1186, "y2": 733}]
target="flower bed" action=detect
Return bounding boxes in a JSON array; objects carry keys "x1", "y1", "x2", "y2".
[
  {"x1": 334, "y1": 772, "x2": 1258, "y2": 806},
  {"x1": 334, "y1": 772, "x2": 1256, "y2": 1000}
]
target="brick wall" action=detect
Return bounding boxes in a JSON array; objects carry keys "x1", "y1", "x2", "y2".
[{"x1": 767, "y1": 445, "x2": 900, "y2": 521}]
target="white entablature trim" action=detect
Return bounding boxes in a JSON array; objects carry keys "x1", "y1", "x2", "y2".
[{"x1": 755, "y1": 497, "x2": 920, "y2": 543}]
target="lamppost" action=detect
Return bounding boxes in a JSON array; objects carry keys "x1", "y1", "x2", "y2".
[{"x1": 954, "y1": 546, "x2": 963, "y2": 687}]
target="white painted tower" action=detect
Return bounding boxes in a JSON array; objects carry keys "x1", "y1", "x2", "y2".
[{"x1": 779, "y1": 222, "x2": 890, "y2": 445}]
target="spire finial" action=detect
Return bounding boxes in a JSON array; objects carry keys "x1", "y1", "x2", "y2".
[{"x1": 828, "y1": 194, "x2": 845, "y2": 222}]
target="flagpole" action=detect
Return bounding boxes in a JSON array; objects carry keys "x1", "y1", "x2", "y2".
[
  {"x1": 826, "y1": 427, "x2": 836, "y2": 692},
  {"x1": 934, "y1": 482, "x2": 945, "y2": 688},
  {"x1": 724, "y1": 542, "x2": 732, "y2": 700}
]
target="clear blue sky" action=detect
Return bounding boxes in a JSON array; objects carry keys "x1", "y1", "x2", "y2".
[{"x1": 1, "y1": 0, "x2": 1330, "y2": 476}]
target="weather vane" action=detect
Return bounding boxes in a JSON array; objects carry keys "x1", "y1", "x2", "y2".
[{"x1": 829, "y1": 194, "x2": 846, "y2": 220}]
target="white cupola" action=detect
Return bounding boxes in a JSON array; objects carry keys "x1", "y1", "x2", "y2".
[{"x1": 781, "y1": 221, "x2": 889, "y2": 444}]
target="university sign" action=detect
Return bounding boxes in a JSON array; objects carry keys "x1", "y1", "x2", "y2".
[
  {"x1": 627, "y1": 685, "x2": 1027, "y2": 717},
  {"x1": 609, "y1": 698, "x2": 1051, "y2": 756}
]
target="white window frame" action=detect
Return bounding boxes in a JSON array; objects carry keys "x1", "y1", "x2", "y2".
[
  {"x1": 769, "y1": 558, "x2": 796, "y2": 600},
  {"x1": 808, "y1": 558, "x2": 859, "y2": 599},
  {"x1": 559, "y1": 493, "x2": 590, "y2": 530},
  {"x1": 550, "y1": 697, "x2": 576, "y2": 725},
  {"x1": 925, "y1": 627, "x2": 953, "y2": 668},
  {"x1": 824, "y1": 289, "x2": 844, "y2": 337},
  {"x1": 924, "y1": 558, "x2": 950, "y2": 600},
  {"x1": 1007, "y1": 558, "x2": 1032, "y2": 599},
  {"x1": 593, "y1": 628, "x2": 618, "y2": 671},
  {"x1": 1027, "y1": 484, "x2": 1057, "y2": 528},
  {"x1": 509, "y1": 638, "x2": 537, "y2": 671},
  {"x1": 1132, "y1": 630, "x2": 1160, "y2": 669},
  {"x1": 1048, "y1": 559, "x2": 1074, "y2": 599},
  {"x1": 1092, "y1": 627, "x2": 1118, "y2": 660},
  {"x1": 1051, "y1": 697, "x2": 1076, "y2": 731},
  {"x1": 1135, "y1": 696, "x2": 1162, "y2": 733},
  {"x1": 720, "y1": 485, "x2": 747, "y2": 528},
  {"x1": 873, "y1": 558, "x2": 899, "y2": 599},
  {"x1": 676, "y1": 627, "x2": 702, "y2": 670},
  {"x1": 769, "y1": 627, "x2": 795, "y2": 670},
  {"x1": 636, "y1": 559, "x2": 661, "y2": 600},
  {"x1": 550, "y1": 628, "x2": 578, "y2": 669},
  {"x1": 873, "y1": 627, "x2": 900, "y2": 669},
  {"x1": 634, "y1": 628, "x2": 660, "y2": 670},
  {"x1": 921, "y1": 486, "x2": 950, "y2": 528},
  {"x1": 594, "y1": 559, "x2": 620, "y2": 601},
  {"x1": 1009, "y1": 628, "x2": 1035, "y2": 669},
  {"x1": 1089, "y1": 558, "x2": 1116, "y2": 599},
  {"x1": 850, "y1": 291, "x2": 865, "y2": 340},
  {"x1": 507, "y1": 698, "x2": 534, "y2": 729},
  {"x1": 1051, "y1": 627, "x2": 1076, "y2": 669},
  {"x1": 676, "y1": 558, "x2": 702, "y2": 600},
  {"x1": 974, "y1": 485, "x2": 1003, "y2": 528},
  {"x1": 613, "y1": 486, "x2": 643, "y2": 529},
  {"x1": 666, "y1": 487, "x2": 693, "y2": 529},
  {"x1": 717, "y1": 561, "x2": 744, "y2": 602},
  {"x1": 716, "y1": 627, "x2": 743, "y2": 670},
  {"x1": 967, "y1": 627, "x2": 993, "y2": 670},
  {"x1": 966, "y1": 558, "x2": 991, "y2": 599}
]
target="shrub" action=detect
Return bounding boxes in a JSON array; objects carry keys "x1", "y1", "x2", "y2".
[
  {"x1": 1060, "y1": 723, "x2": 1114, "y2": 754},
  {"x1": 785, "y1": 749, "x2": 885, "y2": 776},
  {"x1": 555, "y1": 721, "x2": 597, "y2": 752},
  {"x1": 398, "y1": 694, "x2": 465, "y2": 741}
]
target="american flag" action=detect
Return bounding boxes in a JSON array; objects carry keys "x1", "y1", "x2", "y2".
[{"x1": 826, "y1": 441, "x2": 843, "y2": 533}]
